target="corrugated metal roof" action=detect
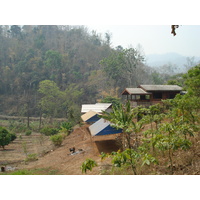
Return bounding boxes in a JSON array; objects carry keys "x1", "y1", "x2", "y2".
[
  {"x1": 122, "y1": 88, "x2": 149, "y2": 95},
  {"x1": 140, "y1": 85, "x2": 183, "y2": 91},
  {"x1": 95, "y1": 103, "x2": 111, "y2": 105},
  {"x1": 89, "y1": 118, "x2": 122, "y2": 136},
  {"x1": 81, "y1": 103, "x2": 112, "y2": 113},
  {"x1": 97, "y1": 125, "x2": 122, "y2": 136}
]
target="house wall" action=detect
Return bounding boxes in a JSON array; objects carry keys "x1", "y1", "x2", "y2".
[
  {"x1": 123, "y1": 91, "x2": 180, "y2": 107},
  {"x1": 151, "y1": 91, "x2": 180, "y2": 101}
]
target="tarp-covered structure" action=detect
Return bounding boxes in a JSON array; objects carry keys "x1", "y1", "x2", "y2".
[
  {"x1": 81, "y1": 103, "x2": 120, "y2": 137},
  {"x1": 89, "y1": 118, "x2": 122, "y2": 136},
  {"x1": 81, "y1": 110, "x2": 100, "y2": 123}
]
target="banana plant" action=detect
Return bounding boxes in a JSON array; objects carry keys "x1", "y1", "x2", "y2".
[{"x1": 101, "y1": 101, "x2": 143, "y2": 150}]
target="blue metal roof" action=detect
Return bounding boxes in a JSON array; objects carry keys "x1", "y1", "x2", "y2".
[
  {"x1": 89, "y1": 118, "x2": 122, "y2": 136},
  {"x1": 95, "y1": 125, "x2": 122, "y2": 136},
  {"x1": 85, "y1": 114, "x2": 100, "y2": 123}
]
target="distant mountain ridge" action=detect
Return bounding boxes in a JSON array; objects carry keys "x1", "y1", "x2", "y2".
[{"x1": 146, "y1": 52, "x2": 200, "y2": 72}]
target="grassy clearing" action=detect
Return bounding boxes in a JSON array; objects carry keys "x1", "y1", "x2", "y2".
[{"x1": 0, "y1": 167, "x2": 60, "y2": 175}]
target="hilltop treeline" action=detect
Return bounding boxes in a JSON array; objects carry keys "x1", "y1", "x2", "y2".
[{"x1": 0, "y1": 25, "x2": 179, "y2": 121}]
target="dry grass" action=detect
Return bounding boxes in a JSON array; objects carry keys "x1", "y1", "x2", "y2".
[{"x1": 0, "y1": 121, "x2": 199, "y2": 175}]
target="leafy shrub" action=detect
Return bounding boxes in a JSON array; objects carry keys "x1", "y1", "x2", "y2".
[
  {"x1": 6, "y1": 169, "x2": 34, "y2": 175},
  {"x1": 29, "y1": 121, "x2": 40, "y2": 132},
  {"x1": 58, "y1": 132, "x2": 67, "y2": 140},
  {"x1": 99, "y1": 149, "x2": 158, "y2": 175},
  {"x1": 81, "y1": 159, "x2": 98, "y2": 174},
  {"x1": 8, "y1": 120, "x2": 28, "y2": 133},
  {"x1": 58, "y1": 127, "x2": 70, "y2": 136},
  {"x1": 16, "y1": 124, "x2": 27, "y2": 132},
  {"x1": 61, "y1": 122, "x2": 72, "y2": 131},
  {"x1": 0, "y1": 126, "x2": 11, "y2": 149},
  {"x1": 25, "y1": 153, "x2": 38, "y2": 162},
  {"x1": 50, "y1": 134, "x2": 64, "y2": 146},
  {"x1": 25, "y1": 130, "x2": 32, "y2": 136},
  {"x1": 10, "y1": 133, "x2": 17, "y2": 141},
  {"x1": 40, "y1": 127, "x2": 59, "y2": 136},
  {"x1": 8, "y1": 120, "x2": 15, "y2": 129},
  {"x1": 59, "y1": 122, "x2": 73, "y2": 136}
]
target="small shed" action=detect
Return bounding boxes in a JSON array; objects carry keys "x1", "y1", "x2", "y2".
[{"x1": 89, "y1": 118, "x2": 122, "y2": 136}]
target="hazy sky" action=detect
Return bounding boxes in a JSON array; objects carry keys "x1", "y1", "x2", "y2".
[
  {"x1": 2, "y1": 2, "x2": 200, "y2": 59},
  {"x1": 87, "y1": 25, "x2": 200, "y2": 57}
]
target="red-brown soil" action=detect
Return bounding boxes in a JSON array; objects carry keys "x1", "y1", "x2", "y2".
[
  {"x1": 1, "y1": 122, "x2": 199, "y2": 175},
  {"x1": 0, "y1": 124, "x2": 120, "y2": 175}
]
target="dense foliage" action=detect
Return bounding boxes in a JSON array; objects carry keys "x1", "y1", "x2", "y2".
[
  {"x1": 50, "y1": 134, "x2": 64, "y2": 147},
  {"x1": 0, "y1": 126, "x2": 16, "y2": 149},
  {"x1": 0, "y1": 25, "x2": 176, "y2": 123},
  {"x1": 82, "y1": 65, "x2": 200, "y2": 174}
]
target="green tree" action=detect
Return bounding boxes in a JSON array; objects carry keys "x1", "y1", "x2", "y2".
[
  {"x1": 156, "y1": 89, "x2": 199, "y2": 174},
  {"x1": 170, "y1": 94, "x2": 200, "y2": 125},
  {"x1": 167, "y1": 73, "x2": 185, "y2": 86},
  {"x1": 9, "y1": 25, "x2": 22, "y2": 38},
  {"x1": 38, "y1": 80, "x2": 64, "y2": 119},
  {"x1": 154, "y1": 122, "x2": 192, "y2": 174},
  {"x1": 101, "y1": 101, "x2": 143, "y2": 150},
  {"x1": 100, "y1": 96, "x2": 121, "y2": 108},
  {"x1": 50, "y1": 134, "x2": 64, "y2": 147},
  {"x1": 151, "y1": 72, "x2": 164, "y2": 84},
  {"x1": 64, "y1": 84, "x2": 83, "y2": 123},
  {"x1": 141, "y1": 104, "x2": 165, "y2": 152},
  {"x1": 183, "y1": 65, "x2": 200, "y2": 97},
  {"x1": 100, "y1": 48, "x2": 145, "y2": 88},
  {"x1": 0, "y1": 127, "x2": 11, "y2": 150},
  {"x1": 10, "y1": 133, "x2": 17, "y2": 141},
  {"x1": 44, "y1": 50, "x2": 63, "y2": 82},
  {"x1": 59, "y1": 122, "x2": 73, "y2": 136},
  {"x1": 101, "y1": 148, "x2": 157, "y2": 175},
  {"x1": 104, "y1": 32, "x2": 112, "y2": 46},
  {"x1": 143, "y1": 104, "x2": 164, "y2": 130}
]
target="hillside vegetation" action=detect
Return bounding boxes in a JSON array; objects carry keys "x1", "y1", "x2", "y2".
[
  {"x1": 0, "y1": 25, "x2": 199, "y2": 175},
  {"x1": 81, "y1": 65, "x2": 200, "y2": 175},
  {"x1": 0, "y1": 25, "x2": 184, "y2": 124},
  {"x1": 0, "y1": 66, "x2": 199, "y2": 175}
]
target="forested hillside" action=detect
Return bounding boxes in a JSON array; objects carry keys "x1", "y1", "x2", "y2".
[
  {"x1": 0, "y1": 25, "x2": 199, "y2": 175},
  {"x1": 0, "y1": 25, "x2": 184, "y2": 122}
]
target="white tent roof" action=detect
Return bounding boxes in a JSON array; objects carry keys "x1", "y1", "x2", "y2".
[
  {"x1": 81, "y1": 110, "x2": 98, "y2": 122},
  {"x1": 89, "y1": 118, "x2": 110, "y2": 136},
  {"x1": 81, "y1": 103, "x2": 112, "y2": 113}
]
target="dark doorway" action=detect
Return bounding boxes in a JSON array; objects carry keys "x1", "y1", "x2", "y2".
[
  {"x1": 153, "y1": 92, "x2": 162, "y2": 99},
  {"x1": 95, "y1": 140, "x2": 119, "y2": 154}
]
